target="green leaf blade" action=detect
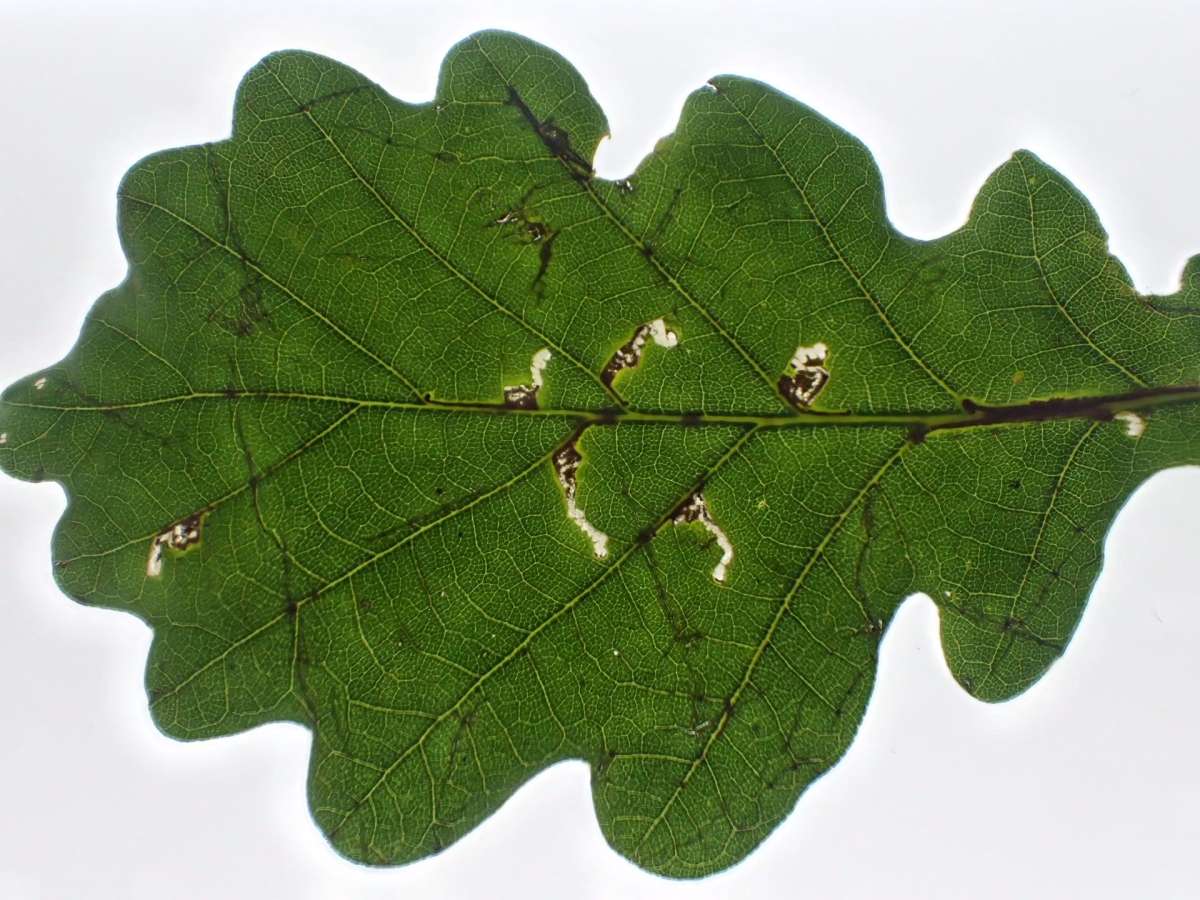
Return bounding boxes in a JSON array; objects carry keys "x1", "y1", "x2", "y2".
[{"x1": 1, "y1": 29, "x2": 1198, "y2": 878}]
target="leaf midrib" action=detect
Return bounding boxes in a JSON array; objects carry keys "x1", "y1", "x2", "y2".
[{"x1": 9, "y1": 381, "x2": 1197, "y2": 426}]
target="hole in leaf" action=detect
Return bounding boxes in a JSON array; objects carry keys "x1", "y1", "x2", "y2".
[
  {"x1": 504, "y1": 347, "x2": 551, "y2": 409},
  {"x1": 1114, "y1": 410, "x2": 1147, "y2": 437},
  {"x1": 553, "y1": 440, "x2": 609, "y2": 558},
  {"x1": 673, "y1": 491, "x2": 734, "y2": 583},
  {"x1": 601, "y1": 318, "x2": 678, "y2": 386},
  {"x1": 779, "y1": 341, "x2": 830, "y2": 407},
  {"x1": 146, "y1": 512, "x2": 205, "y2": 578}
]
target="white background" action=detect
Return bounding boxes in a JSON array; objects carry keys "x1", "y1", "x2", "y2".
[{"x1": 2, "y1": 1, "x2": 1199, "y2": 897}]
